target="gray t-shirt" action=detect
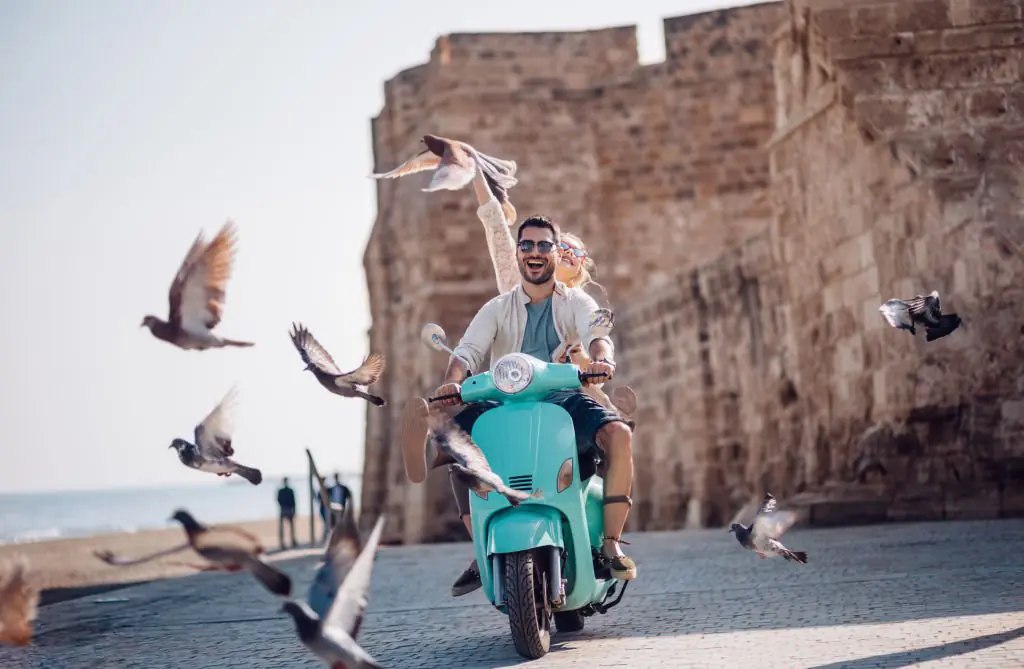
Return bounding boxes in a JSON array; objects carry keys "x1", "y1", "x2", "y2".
[{"x1": 520, "y1": 295, "x2": 561, "y2": 363}]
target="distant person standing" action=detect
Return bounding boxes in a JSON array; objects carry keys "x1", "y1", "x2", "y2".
[
  {"x1": 277, "y1": 477, "x2": 297, "y2": 549},
  {"x1": 329, "y1": 473, "x2": 352, "y2": 528}
]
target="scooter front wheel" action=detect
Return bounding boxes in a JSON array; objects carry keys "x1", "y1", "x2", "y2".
[{"x1": 505, "y1": 550, "x2": 552, "y2": 659}]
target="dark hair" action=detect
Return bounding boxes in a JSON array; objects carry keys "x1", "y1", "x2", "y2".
[{"x1": 516, "y1": 215, "x2": 561, "y2": 244}]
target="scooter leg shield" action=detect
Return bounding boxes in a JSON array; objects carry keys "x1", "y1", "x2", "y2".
[{"x1": 486, "y1": 506, "x2": 565, "y2": 556}]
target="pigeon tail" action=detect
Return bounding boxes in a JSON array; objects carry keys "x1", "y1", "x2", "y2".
[
  {"x1": 783, "y1": 549, "x2": 808, "y2": 564},
  {"x1": 234, "y1": 465, "x2": 263, "y2": 486},
  {"x1": 355, "y1": 390, "x2": 387, "y2": 407},
  {"x1": 221, "y1": 338, "x2": 255, "y2": 348},
  {"x1": 244, "y1": 556, "x2": 292, "y2": 597}
]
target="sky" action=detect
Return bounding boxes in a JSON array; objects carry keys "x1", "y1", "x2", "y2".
[{"x1": 0, "y1": 0, "x2": 756, "y2": 494}]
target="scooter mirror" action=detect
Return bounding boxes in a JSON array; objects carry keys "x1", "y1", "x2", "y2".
[
  {"x1": 589, "y1": 308, "x2": 614, "y2": 339},
  {"x1": 420, "y1": 323, "x2": 452, "y2": 354}
]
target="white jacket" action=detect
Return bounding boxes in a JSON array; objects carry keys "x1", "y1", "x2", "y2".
[{"x1": 452, "y1": 272, "x2": 614, "y2": 374}]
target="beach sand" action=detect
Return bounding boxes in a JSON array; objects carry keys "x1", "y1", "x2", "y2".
[{"x1": 0, "y1": 516, "x2": 323, "y2": 606}]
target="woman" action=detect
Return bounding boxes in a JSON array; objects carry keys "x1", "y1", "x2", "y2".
[{"x1": 470, "y1": 171, "x2": 637, "y2": 420}]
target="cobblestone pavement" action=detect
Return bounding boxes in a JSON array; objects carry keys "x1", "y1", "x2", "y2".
[{"x1": 3, "y1": 519, "x2": 1024, "y2": 668}]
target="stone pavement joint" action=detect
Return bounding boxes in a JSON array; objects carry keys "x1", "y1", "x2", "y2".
[{"x1": 2, "y1": 519, "x2": 1024, "y2": 668}]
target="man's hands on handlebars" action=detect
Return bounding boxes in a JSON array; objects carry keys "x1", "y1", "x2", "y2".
[
  {"x1": 581, "y1": 359, "x2": 615, "y2": 385},
  {"x1": 432, "y1": 382, "x2": 463, "y2": 406}
]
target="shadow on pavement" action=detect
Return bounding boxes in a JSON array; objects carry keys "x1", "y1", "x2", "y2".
[{"x1": 807, "y1": 626, "x2": 1024, "y2": 669}]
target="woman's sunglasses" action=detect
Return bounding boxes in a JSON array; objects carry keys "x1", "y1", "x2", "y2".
[
  {"x1": 557, "y1": 241, "x2": 586, "y2": 258},
  {"x1": 517, "y1": 240, "x2": 556, "y2": 254}
]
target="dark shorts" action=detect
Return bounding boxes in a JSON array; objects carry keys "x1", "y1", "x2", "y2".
[{"x1": 448, "y1": 389, "x2": 626, "y2": 517}]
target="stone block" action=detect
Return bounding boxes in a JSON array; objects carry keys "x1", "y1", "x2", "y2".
[
  {"x1": 851, "y1": 4, "x2": 897, "y2": 36},
  {"x1": 898, "y1": 51, "x2": 1022, "y2": 90},
  {"x1": 889, "y1": 485, "x2": 946, "y2": 521},
  {"x1": 967, "y1": 87, "x2": 1011, "y2": 121},
  {"x1": 892, "y1": 0, "x2": 956, "y2": 33},
  {"x1": 809, "y1": 499, "x2": 890, "y2": 526},
  {"x1": 1000, "y1": 485, "x2": 1024, "y2": 517},
  {"x1": 943, "y1": 483, "x2": 1001, "y2": 519},
  {"x1": 950, "y1": 0, "x2": 1023, "y2": 26}
]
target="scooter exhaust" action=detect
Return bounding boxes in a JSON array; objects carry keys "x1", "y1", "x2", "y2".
[
  {"x1": 492, "y1": 554, "x2": 504, "y2": 607},
  {"x1": 549, "y1": 547, "x2": 563, "y2": 606}
]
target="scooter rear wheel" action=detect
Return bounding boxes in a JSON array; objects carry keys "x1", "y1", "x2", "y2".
[{"x1": 505, "y1": 550, "x2": 551, "y2": 659}]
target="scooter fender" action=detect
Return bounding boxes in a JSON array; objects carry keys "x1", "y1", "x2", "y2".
[{"x1": 486, "y1": 506, "x2": 564, "y2": 557}]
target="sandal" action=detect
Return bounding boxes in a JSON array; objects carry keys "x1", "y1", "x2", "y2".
[{"x1": 602, "y1": 495, "x2": 637, "y2": 581}]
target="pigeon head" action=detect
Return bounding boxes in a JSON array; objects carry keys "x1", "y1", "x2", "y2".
[
  {"x1": 168, "y1": 439, "x2": 188, "y2": 452},
  {"x1": 422, "y1": 134, "x2": 448, "y2": 155},
  {"x1": 728, "y1": 523, "x2": 742, "y2": 533},
  {"x1": 302, "y1": 362, "x2": 315, "y2": 373},
  {"x1": 140, "y1": 315, "x2": 159, "y2": 330},
  {"x1": 169, "y1": 509, "x2": 203, "y2": 533}
]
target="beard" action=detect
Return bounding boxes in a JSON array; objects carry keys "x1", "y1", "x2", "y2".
[{"x1": 519, "y1": 256, "x2": 555, "y2": 285}]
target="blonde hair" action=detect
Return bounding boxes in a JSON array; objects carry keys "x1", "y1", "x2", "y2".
[{"x1": 559, "y1": 232, "x2": 604, "y2": 296}]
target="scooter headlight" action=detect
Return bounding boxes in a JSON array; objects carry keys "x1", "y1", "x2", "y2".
[{"x1": 493, "y1": 353, "x2": 534, "y2": 395}]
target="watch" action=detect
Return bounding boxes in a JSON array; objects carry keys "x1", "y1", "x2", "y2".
[{"x1": 595, "y1": 358, "x2": 616, "y2": 368}]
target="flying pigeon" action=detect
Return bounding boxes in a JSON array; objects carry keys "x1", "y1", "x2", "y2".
[
  {"x1": 289, "y1": 322, "x2": 387, "y2": 407},
  {"x1": 370, "y1": 134, "x2": 519, "y2": 224},
  {"x1": 169, "y1": 387, "x2": 263, "y2": 485},
  {"x1": 308, "y1": 502, "x2": 362, "y2": 620},
  {"x1": 729, "y1": 492, "x2": 808, "y2": 564},
  {"x1": 0, "y1": 557, "x2": 38, "y2": 647},
  {"x1": 282, "y1": 515, "x2": 387, "y2": 669},
  {"x1": 170, "y1": 509, "x2": 292, "y2": 596},
  {"x1": 94, "y1": 542, "x2": 190, "y2": 566},
  {"x1": 141, "y1": 220, "x2": 254, "y2": 350},
  {"x1": 426, "y1": 410, "x2": 543, "y2": 507},
  {"x1": 878, "y1": 290, "x2": 962, "y2": 341}
]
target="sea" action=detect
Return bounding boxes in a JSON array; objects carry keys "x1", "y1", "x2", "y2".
[{"x1": 0, "y1": 475, "x2": 362, "y2": 545}]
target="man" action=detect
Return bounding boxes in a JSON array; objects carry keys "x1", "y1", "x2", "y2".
[
  {"x1": 329, "y1": 473, "x2": 352, "y2": 530},
  {"x1": 277, "y1": 477, "x2": 298, "y2": 549},
  {"x1": 400, "y1": 211, "x2": 636, "y2": 598}
]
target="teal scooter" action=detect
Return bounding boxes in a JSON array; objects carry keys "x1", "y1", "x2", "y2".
[{"x1": 420, "y1": 311, "x2": 629, "y2": 660}]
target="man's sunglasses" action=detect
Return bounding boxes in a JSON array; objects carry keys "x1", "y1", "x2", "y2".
[
  {"x1": 517, "y1": 240, "x2": 556, "y2": 254},
  {"x1": 557, "y1": 241, "x2": 587, "y2": 258}
]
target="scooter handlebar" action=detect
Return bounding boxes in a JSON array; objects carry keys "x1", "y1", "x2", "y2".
[
  {"x1": 426, "y1": 372, "x2": 609, "y2": 403},
  {"x1": 428, "y1": 392, "x2": 462, "y2": 404}
]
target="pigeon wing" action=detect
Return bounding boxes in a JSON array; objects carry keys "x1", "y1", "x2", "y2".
[
  {"x1": 192, "y1": 523, "x2": 263, "y2": 555},
  {"x1": 926, "y1": 313, "x2": 962, "y2": 341},
  {"x1": 324, "y1": 516, "x2": 386, "y2": 639},
  {"x1": 325, "y1": 500, "x2": 362, "y2": 563},
  {"x1": 0, "y1": 558, "x2": 38, "y2": 646},
  {"x1": 370, "y1": 148, "x2": 441, "y2": 180},
  {"x1": 906, "y1": 292, "x2": 940, "y2": 325},
  {"x1": 194, "y1": 387, "x2": 239, "y2": 458},
  {"x1": 167, "y1": 230, "x2": 208, "y2": 327},
  {"x1": 173, "y1": 221, "x2": 238, "y2": 335},
  {"x1": 755, "y1": 492, "x2": 778, "y2": 516},
  {"x1": 752, "y1": 509, "x2": 798, "y2": 540},
  {"x1": 290, "y1": 323, "x2": 342, "y2": 375},
  {"x1": 879, "y1": 300, "x2": 912, "y2": 329},
  {"x1": 427, "y1": 411, "x2": 494, "y2": 474},
  {"x1": 336, "y1": 353, "x2": 386, "y2": 387}
]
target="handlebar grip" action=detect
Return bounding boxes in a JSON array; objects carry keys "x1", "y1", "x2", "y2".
[
  {"x1": 579, "y1": 372, "x2": 609, "y2": 381},
  {"x1": 428, "y1": 392, "x2": 462, "y2": 403}
]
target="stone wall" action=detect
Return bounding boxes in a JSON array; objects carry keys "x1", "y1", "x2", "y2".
[{"x1": 363, "y1": 0, "x2": 1024, "y2": 544}]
